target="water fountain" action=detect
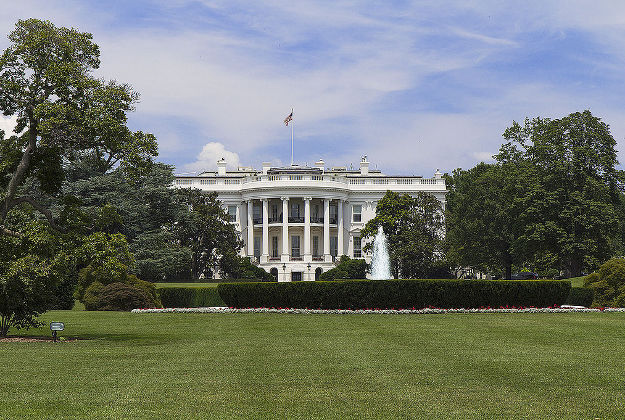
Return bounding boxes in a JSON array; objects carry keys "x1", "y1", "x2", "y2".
[{"x1": 370, "y1": 226, "x2": 391, "y2": 280}]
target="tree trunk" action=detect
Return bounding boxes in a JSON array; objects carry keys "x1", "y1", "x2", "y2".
[
  {"x1": 505, "y1": 264, "x2": 512, "y2": 280},
  {"x1": 0, "y1": 315, "x2": 9, "y2": 337}
]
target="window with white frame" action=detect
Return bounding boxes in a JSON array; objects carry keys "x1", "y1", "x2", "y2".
[
  {"x1": 312, "y1": 236, "x2": 319, "y2": 257},
  {"x1": 352, "y1": 205, "x2": 362, "y2": 222},
  {"x1": 291, "y1": 235, "x2": 300, "y2": 258},
  {"x1": 330, "y1": 236, "x2": 338, "y2": 257},
  {"x1": 253, "y1": 237, "x2": 261, "y2": 259},
  {"x1": 353, "y1": 236, "x2": 362, "y2": 258},
  {"x1": 271, "y1": 236, "x2": 279, "y2": 258},
  {"x1": 228, "y1": 205, "x2": 237, "y2": 222}
]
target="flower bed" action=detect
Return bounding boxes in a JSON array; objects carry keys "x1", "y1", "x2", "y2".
[{"x1": 132, "y1": 306, "x2": 625, "y2": 314}]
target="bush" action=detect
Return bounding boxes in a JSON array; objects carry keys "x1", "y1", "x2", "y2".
[
  {"x1": 159, "y1": 287, "x2": 225, "y2": 308},
  {"x1": 217, "y1": 279, "x2": 571, "y2": 310},
  {"x1": 320, "y1": 256, "x2": 367, "y2": 281},
  {"x1": 584, "y1": 258, "x2": 625, "y2": 307},
  {"x1": 564, "y1": 287, "x2": 594, "y2": 307},
  {"x1": 86, "y1": 282, "x2": 157, "y2": 311}
]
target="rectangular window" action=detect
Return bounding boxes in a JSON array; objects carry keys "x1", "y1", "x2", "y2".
[
  {"x1": 271, "y1": 204, "x2": 279, "y2": 221},
  {"x1": 330, "y1": 236, "x2": 338, "y2": 257},
  {"x1": 228, "y1": 205, "x2": 237, "y2": 222},
  {"x1": 353, "y1": 236, "x2": 362, "y2": 258},
  {"x1": 352, "y1": 205, "x2": 362, "y2": 223},
  {"x1": 313, "y1": 204, "x2": 320, "y2": 219},
  {"x1": 253, "y1": 237, "x2": 261, "y2": 258},
  {"x1": 253, "y1": 205, "x2": 262, "y2": 222},
  {"x1": 272, "y1": 236, "x2": 279, "y2": 258},
  {"x1": 291, "y1": 203, "x2": 300, "y2": 217},
  {"x1": 291, "y1": 235, "x2": 300, "y2": 258},
  {"x1": 291, "y1": 272, "x2": 302, "y2": 282},
  {"x1": 330, "y1": 204, "x2": 337, "y2": 223},
  {"x1": 312, "y1": 236, "x2": 319, "y2": 257}
]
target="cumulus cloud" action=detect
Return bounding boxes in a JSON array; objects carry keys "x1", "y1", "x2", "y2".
[{"x1": 183, "y1": 142, "x2": 240, "y2": 174}]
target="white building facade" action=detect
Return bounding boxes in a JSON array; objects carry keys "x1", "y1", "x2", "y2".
[{"x1": 174, "y1": 157, "x2": 447, "y2": 282}]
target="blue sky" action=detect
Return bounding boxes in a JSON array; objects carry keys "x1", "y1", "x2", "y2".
[{"x1": 2, "y1": 1, "x2": 625, "y2": 176}]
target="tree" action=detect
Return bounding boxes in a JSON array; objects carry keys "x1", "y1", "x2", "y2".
[
  {"x1": 361, "y1": 191, "x2": 445, "y2": 279},
  {"x1": 0, "y1": 19, "x2": 157, "y2": 334},
  {"x1": 445, "y1": 162, "x2": 527, "y2": 279},
  {"x1": 497, "y1": 111, "x2": 623, "y2": 277},
  {"x1": 174, "y1": 189, "x2": 243, "y2": 279}
]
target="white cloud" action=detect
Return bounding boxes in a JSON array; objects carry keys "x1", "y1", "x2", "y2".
[
  {"x1": 0, "y1": 115, "x2": 17, "y2": 136},
  {"x1": 183, "y1": 142, "x2": 240, "y2": 173}
]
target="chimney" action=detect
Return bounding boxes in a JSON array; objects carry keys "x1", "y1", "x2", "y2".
[
  {"x1": 217, "y1": 158, "x2": 227, "y2": 176},
  {"x1": 262, "y1": 162, "x2": 271, "y2": 174},
  {"x1": 360, "y1": 155, "x2": 369, "y2": 175},
  {"x1": 315, "y1": 159, "x2": 325, "y2": 172}
]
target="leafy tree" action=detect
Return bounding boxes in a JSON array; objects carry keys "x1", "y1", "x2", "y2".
[
  {"x1": 319, "y1": 255, "x2": 368, "y2": 281},
  {"x1": 445, "y1": 163, "x2": 527, "y2": 279},
  {"x1": 174, "y1": 189, "x2": 243, "y2": 279},
  {"x1": 0, "y1": 19, "x2": 157, "y2": 333},
  {"x1": 361, "y1": 191, "x2": 445, "y2": 279},
  {"x1": 497, "y1": 110, "x2": 623, "y2": 277}
]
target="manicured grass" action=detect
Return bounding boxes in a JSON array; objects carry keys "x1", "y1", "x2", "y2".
[
  {"x1": 155, "y1": 282, "x2": 218, "y2": 288},
  {"x1": 2, "y1": 311, "x2": 624, "y2": 419}
]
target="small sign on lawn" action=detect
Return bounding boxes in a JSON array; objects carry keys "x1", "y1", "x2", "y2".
[{"x1": 50, "y1": 322, "x2": 64, "y2": 342}]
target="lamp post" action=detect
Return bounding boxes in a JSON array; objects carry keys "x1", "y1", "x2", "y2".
[
  {"x1": 307, "y1": 263, "x2": 311, "y2": 281},
  {"x1": 282, "y1": 263, "x2": 286, "y2": 282}
]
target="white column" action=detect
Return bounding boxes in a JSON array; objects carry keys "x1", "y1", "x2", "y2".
[
  {"x1": 337, "y1": 199, "x2": 344, "y2": 258},
  {"x1": 247, "y1": 200, "x2": 254, "y2": 258},
  {"x1": 281, "y1": 197, "x2": 289, "y2": 262},
  {"x1": 304, "y1": 197, "x2": 311, "y2": 262},
  {"x1": 323, "y1": 199, "x2": 331, "y2": 262},
  {"x1": 261, "y1": 199, "x2": 269, "y2": 262}
]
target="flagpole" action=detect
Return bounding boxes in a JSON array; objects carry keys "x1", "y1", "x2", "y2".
[{"x1": 290, "y1": 108, "x2": 294, "y2": 166}]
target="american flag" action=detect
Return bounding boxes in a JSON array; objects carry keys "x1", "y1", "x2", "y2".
[{"x1": 284, "y1": 110, "x2": 293, "y2": 126}]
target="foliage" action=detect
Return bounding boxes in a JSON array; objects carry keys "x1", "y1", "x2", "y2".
[
  {"x1": 496, "y1": 111, "x2": 623, "y2": 277},
  {"x1": 75, "y1": 232, "x2": 160, "y2": 310},
  {"x1": 218, "y1": 279, "x2": 571, "y2": 310},
  {"x1": 564, "y1": 287, "x2": 594, "y2": 307},
  {"x1": 319, "y1": 255, "x2": 368, "y2": 281},
  {"x1": 584, "y1": 257, "x2": 625, "y2": 307},
  {"x1": 361, "y1": 191, "x2": 444, "y2": 278},
  {"x1": 0, "y1": 19, "x2": 157, "y2": 333},
  {"x1": 445, "y1": 163, "x2": 526, "y2": 279},
  {"x1": 174, "y1": 189, "x2": 243, "y2": 279},
  {"x1": 219, "y1": 254, "x2": 274, "y2": 281},
  {"x1": 159, "y1": 287, "x2": 225, "y2": 308},
  {"x1": 85, "y1": 282, "x2": 156, "y2": 311}
]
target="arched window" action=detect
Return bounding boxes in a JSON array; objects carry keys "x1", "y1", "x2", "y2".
[
  {"x1": 270, "y1": 267, "x2": 278, "y2": 282},
  {"x1": 315, "y1": 267, "x2": 323, "y2": 281}
]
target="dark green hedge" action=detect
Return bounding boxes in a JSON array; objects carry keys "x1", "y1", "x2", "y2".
[
  {"x1": 159, "y1": 287, "x2": 225, "y2": 308},
  {"x1": 564, "y1": 287, "x2": 594, "y2": 307},
  {"x1": 217, "y1": 279, "x2": 571, "y2": 309}
]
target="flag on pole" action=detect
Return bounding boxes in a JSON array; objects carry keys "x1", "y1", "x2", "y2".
[{"x1": 284, "y1": 109, "x2": 293, "y2": 126}]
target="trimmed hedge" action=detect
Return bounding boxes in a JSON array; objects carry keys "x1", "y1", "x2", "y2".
[
  {"x1": 564, "y1": 287, "x2": 594, "y2": 307},
  {"x1": 159, "y1": 287, "x2": 225, "y2": 308},
  {"x1": 217, "y1": 279, "x2": 571, "y2": 310}
]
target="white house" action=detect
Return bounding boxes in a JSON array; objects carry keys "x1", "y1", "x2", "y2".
[{"x1": 174, "y1": 156, "x2": 447, "y2": 281}]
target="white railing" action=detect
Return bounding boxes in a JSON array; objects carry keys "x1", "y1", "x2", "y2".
[{"x1": 175, "y1": 175, "x2": 444, "y2": 187}]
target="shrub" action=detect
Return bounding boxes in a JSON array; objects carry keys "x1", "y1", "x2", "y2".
[
  {"x1": 564, "y1": 287, "x2": 594, "y2": 307},
  {"x1": 96, "y1": 282, "x2": 156, "y2": 311},
  {"x1": 584, "y1": 258, "x2": 625, "y2": 307},
  {"x1": 320, "y1": 256, "x2": 367, "y2": 281},
  {"x1": 159, "y1": 287, "x2": 225, "y2": 308},
  {"x1": 217, "y1": 279, "x2": 571, "y2": 310}
]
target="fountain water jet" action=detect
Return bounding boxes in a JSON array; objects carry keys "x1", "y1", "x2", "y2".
[{"x1": 370, "y1": 226, "x2": 391, "y2": 280}]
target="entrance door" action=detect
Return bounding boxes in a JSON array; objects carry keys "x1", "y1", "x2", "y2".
[{"x1": 291, "y1": 272, "x2": 302, "y2": 282}]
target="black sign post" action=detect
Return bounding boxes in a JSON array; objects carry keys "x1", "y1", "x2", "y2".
[{"x1": 50, "y1": 322, "x2": 64, "y2": 343}]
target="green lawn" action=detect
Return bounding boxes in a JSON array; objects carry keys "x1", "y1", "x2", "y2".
[
  {"x1": 2, "y1": 311, "x2": 624, "y2": 419},
  {"x1": 155, "y1": 282, "x2": 218, "y2": 288}
]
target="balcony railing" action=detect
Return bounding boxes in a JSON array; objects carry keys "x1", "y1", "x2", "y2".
[
  {"x1": 288, "y1": 216, "x2": 304, "y2": 223},
  {"x1": 269, "y1": 216, "x2": 282, "y2": 223},
  {"x1": 310, "y1": 216, "x2": 323, "y2": 223}
]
